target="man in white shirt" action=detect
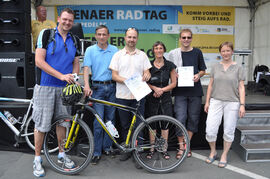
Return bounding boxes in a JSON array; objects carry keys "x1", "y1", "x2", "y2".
[{"x1": 109, "y1": 27, "x2": 151, "y2": 161}]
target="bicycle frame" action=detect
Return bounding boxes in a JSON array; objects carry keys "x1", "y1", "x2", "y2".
[
  {"x1": 0, "y1": 97, "x2": 33, "y2": 137},
  {"x1": 64, "y1": 97, "x2": 147, "y2": 153}
]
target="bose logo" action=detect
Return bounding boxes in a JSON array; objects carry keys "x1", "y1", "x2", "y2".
[{"x1": 0, "y1": 58, "x2": 21, "y2": 62}]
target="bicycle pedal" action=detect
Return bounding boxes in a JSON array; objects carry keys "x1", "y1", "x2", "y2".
[
  {"x1": 136, "y1": 147, "x2": 144, "y2": 152},
  {"x1": 14, "y1": 135, "x2": 25, "y2": 143},
  {"x1": 111, "y1": 148, "x2": 121, "y2": 155},
  {"x1": 13, "y1": 142, "x2": 19, "y2": 148},
  {"x1": 122, "y1": 148, "x2": 134, "y2": 153}
]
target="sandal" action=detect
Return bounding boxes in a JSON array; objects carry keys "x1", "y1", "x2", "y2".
[
  {"x1": 205, "y1": 154, "x2": 218, "y2": 164},
  {"x1": 162, "y1": 151, "x2": 170, "y2": 160},
  {"x1": 218, "y1": 161, "x2": 227, "y2": 168},
  {"x1": 187, "y1": 150, "x2": 192, "y2": 158},
  {"x1": 146, "y1": 151, "x2": 155, "y2": 159},
  {"x1": 176, "y1": 149, "x2": 184, "y2": 159}
]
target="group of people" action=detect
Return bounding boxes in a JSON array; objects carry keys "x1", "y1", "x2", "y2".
[{"x1": 31, "y1": 7, "x2": 245, "y2": 177}]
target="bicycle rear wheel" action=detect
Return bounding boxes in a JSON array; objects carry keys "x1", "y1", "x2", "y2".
[
  {"x1": 25, "y1": 116, "x2": 59, "y2": 153},
  {"x1": 131, "y1": 115, "x2": 189, "y2": 173},
  {"x1": 43, "y1": 118, "x2": 94, "y2": 175}
]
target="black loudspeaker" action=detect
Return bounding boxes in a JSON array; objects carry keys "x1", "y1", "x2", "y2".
[
  {"x1": 0, "y1": 0, "x2": 31, "y2": 53},
  {"x1": 0, "y1": 0, "x2": 30, "y2": 13},
  {"x1": 0, "y1": 33, "x2": 31, "y2": 52},
  {"x1": 0, "y1": 52, "x2": 35, "y2": 99},
  {"x1": 70, "y1": 23, "x2": 84, "y2": 39},
  {"x1": 0, "y1": 12, "x2": 31, "y2": 34}
]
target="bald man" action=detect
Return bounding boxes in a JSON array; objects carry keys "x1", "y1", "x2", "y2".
[{"x1": 31, "y1": 6, "x2": 56, "y2": 51}]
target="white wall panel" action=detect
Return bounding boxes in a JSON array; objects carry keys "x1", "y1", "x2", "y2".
[
  {"x1": 255, "y1": 5, "x2": 270, "y2": 26},
  {"x1": 255, "y1": 25, "x2": 269, "y2": 47},
  {"x1": 235, "y1": 8, "x2": 250, "y2": 49},
  {"x1": 253, "y1": 47, "x2": 269, "y2": 66},
  {"x1": 254, "y1": 2, "x2": 270, "y2": 69},
  {"x1": 46, "y1": 7, "x2": 55, "y2": 21}
]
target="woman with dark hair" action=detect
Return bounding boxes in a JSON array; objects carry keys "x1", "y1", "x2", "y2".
[
  {"x1": 146, "y1": 41, "x2": 177, "y2": 160},
  {"x1": 204, "y1": 42, "x2": 246, "y2": 168}
]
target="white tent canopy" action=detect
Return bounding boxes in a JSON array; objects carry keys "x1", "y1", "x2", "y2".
[{"x1": 33, "y1": 0, "x2": 270, "y2": 81}]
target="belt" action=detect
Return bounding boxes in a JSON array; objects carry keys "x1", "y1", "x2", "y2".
[{"x1": 92, "y1": 80, "x2": 115, "y2": 85}]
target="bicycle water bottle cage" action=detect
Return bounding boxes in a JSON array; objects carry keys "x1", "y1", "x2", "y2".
[{"x1": 61, "y1": 84, "x2": 83, "y2": 105}]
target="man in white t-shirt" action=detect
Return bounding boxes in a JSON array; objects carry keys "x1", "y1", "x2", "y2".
[{"x1": 109, "y1": 27, "x2": 151, "y2": 162}]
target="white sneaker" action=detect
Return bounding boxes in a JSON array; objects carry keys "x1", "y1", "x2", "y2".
[
  {"x1": 58, "y1": 155, "x2": 75, "y2": 169},
  {"x1": 33, "y1": 159, "x2": 45, "y2": 177}
]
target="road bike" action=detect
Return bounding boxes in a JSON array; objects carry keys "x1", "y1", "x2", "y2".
[
  {"x1": 0, "y1": 97, "x2": 58, "y2": 153},
  {"x1": 43, "y1": 96, "x2": 190, "y2": 175}
]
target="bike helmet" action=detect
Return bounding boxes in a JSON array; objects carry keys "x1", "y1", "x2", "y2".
[{"x1": 61, "y1": 84, "x2": 83, "y2": 105}]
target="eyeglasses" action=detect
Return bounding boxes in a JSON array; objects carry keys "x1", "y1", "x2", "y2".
[
  {"x1": 64, "y1": 42, "x2": 68, "y2": 53},
  {"x1": 181, "y1": 36, "x2": 192, "y2": 40}
]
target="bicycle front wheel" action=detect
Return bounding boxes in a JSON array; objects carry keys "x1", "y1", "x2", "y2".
[
  {"x1": 131, "y1": 115, "x2": 190, "y2": 173},
  {"x1": 43, "y1": 118, "x2": 94, "y2": 175}
]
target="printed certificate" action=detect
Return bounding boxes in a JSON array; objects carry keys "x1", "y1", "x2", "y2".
[
  {"x1": 177, "y1": 66, "x2": 194, "y2": 87},
  {"x1": 124, "y1": 73, "x2": 152, "y2": 101}
]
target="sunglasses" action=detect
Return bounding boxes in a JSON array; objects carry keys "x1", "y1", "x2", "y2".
[
  {"x1": 181, "y1": 36, "x2": 192, "y2": 40},
  {"x1": 64, "y1": 42, "x2": 68, "y2": 53},
  {"x1": 125, "y1": 27, "x2": 139, "y2": 35}
]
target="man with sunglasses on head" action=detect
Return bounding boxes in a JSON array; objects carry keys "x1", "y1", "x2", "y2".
[
  {"x1": 109, "y1": 27, "x2": 151, "y2": 163},
  {"x1": 32, "y1": 8, "x2": 81, "y2": 177},
  {"x1": 83, "y1": 25, "x2": 118, "y2": 165},
  {"x1": 168, "y1": 28, "x2": 206, "y2": 159}
]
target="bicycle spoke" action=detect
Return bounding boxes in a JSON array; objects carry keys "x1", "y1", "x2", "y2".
[
  {"x1": 132, "y1": 115, "x2": 189, "y2": 173},
  {"x1": 43, "y1": 119, "x2": 93, "y2": 175}
]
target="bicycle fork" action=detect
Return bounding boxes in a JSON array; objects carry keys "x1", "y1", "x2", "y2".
[{"x1": 64, "y1": 113, "x2": 82, "y2": 150}]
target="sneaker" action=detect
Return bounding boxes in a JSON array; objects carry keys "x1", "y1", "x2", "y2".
[
  {"x1": 104, "y1": 150, "x2": 116, "y2": 158},
  {"x1": 134, "y1": 161, "x2": 143, "y2": 169},
  {"x1": 132, "y1": 156, "x2": 142, "y2": 169},
  {"x1": 58, "y1": 155, "x2": 75, "y2": 169},
  {"x1": 119, "y1": 153, "x2": 131, "y2": 161},
  {"x1": 33, "y1": 159, "x2": 45, "y2": 177},
  {"x1": 91, "y1": 156, "x2": 101, "y2": 165}
]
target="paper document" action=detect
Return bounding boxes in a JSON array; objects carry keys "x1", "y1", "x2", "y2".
[
  {"x1": 177, "y1": 66, "x2": 194, "y2": 87},
  {"x1": 124, "y1": 73, "x2": 152, "y2": 101}
]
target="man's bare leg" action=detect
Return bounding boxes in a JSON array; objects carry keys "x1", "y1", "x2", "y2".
[{"x1": 34, "y1": 129, "x2": 45, "y2": 156}]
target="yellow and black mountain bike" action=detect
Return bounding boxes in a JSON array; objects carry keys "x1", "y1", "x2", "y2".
[{"x1": 43, "y1": 97, "x2": 190, "y2": 175}]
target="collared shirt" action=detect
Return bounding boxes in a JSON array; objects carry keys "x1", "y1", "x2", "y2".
[
  {"x1": 109, "y1": 48, "x2": 152, "y2": 100},
  {"x1": 83, "y1": 44, "x2": 118, "y2": 81},
  {"x1": 31, "y1": 20, "x2": 56, "y2": 50},
  {"x1": 37, "y1": 28, "x2": 80, "y2": 87}
]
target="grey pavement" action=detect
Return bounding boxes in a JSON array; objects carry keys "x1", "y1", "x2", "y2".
[{"x1": 0, "y1": 149, "x2": 269, "y2": 179}]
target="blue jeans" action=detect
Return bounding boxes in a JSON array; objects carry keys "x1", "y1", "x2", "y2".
[
  {"x1": 92, "y1": 83, "x2": 116, "y2": 156},
  {"x1": 116, "y1": 98, "x2": 145, "y2": 142}
]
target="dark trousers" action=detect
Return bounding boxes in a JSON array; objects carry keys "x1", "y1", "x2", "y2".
[{"x1": 116, "y1": 98, "x2": 145, "y2": 142}]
